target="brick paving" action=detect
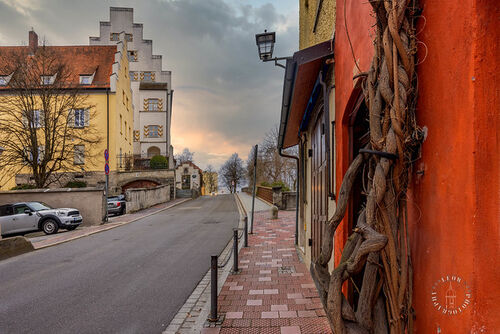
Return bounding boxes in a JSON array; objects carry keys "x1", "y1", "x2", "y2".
[{"x1": 205, "y1": 210, "x2": 332, "y2": 334}]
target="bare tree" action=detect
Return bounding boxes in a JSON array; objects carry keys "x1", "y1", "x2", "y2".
[
  {"x1": 175, "y1": 147, "x2": 194, "y2": 166},
  {"x1": 247, "y1": 125, "x2": 297, "y2": 190},
  {"x1": 203, "y1": 164, "x2": 218, "y2": 194},
  {"x1": 0, "y1": 44, "x2": 100, "y2": 188},
  {"x1": 219, "y1": 153, "x2": 244, "y2": 193}
]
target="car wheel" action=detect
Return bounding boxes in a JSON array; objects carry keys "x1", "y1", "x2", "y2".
[
  {"x1": 67, "y1": 226, "x2": 77, "y2": 231},
  {"x1": 42, "y1": 219, "x2": 59, "y2": 235}
]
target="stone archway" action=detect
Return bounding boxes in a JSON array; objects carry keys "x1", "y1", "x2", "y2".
[
  {"x1": 121, "y1": 179, "x2": 160, "y2": 193},
  {"x1": 147, "y1": 146, "x2": 161, "y2": 158}
]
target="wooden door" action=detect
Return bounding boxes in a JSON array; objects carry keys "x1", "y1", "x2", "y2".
[{"x1": 311, "y1": 112, "x2": 328, "y2": 261}]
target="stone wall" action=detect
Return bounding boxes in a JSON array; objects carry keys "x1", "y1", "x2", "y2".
[
  {"x1": 0, "y1": 187, "x2": 106, "y2": 226},
  {"x1": 125, "y1": 184, "x2": 170, "y2": 213}
]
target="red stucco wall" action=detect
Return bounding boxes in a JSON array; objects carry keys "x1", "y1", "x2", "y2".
[{"x1": 334, "y1": 0, "x2": 499, "y2": 332}]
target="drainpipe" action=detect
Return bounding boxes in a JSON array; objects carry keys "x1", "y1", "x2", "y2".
[
  {"x1": 279, "y1": 149, "x2": 299, "y2": 246},
  {"x1": 105, "y1": 88, "x2": 110, "y2": 222}
]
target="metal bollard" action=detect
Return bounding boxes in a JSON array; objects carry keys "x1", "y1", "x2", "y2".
[
  {"x1": 244, "y1": 217, "x2": 248, "y2": 247},
  {"x1": 233, "y1": 229, "x2": 239, "y2": 273},
  {"x1": 209, "y1": 255, "x2": 218, "y2": 322}
]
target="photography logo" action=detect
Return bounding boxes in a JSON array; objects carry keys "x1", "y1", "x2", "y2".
[{"x1": 431, "y1": 275, "x2": 472, "y2": 315}]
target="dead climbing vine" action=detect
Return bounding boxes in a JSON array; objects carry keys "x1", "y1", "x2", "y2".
[{"x1": 310, "y1": 1, "x2": 423, "y2": 333}]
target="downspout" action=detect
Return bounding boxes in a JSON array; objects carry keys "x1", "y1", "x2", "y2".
[
  {"x1": 279, "y1": 148, "x2": 299, "y2": 246},
  {"x1": 105, "y1": 87, "x2": 110, "y2": 222}
]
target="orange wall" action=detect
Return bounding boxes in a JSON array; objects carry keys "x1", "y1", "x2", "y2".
[{"x1": 334, "y1": 0, "x2": 499, "y2": 332}]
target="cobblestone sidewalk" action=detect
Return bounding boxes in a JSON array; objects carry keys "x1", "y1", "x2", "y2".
[{"x1": 209, "y1": 211, "x2": 332, "y2": 334}]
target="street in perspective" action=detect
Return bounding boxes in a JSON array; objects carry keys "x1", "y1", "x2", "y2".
[{"x1": 0, "y1": 1, "x2": 498, "y2": 334}]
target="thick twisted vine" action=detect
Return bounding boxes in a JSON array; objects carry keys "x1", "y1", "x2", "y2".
[{"x1": 310, "y1": 1, "x2": 422, "y2": 332}]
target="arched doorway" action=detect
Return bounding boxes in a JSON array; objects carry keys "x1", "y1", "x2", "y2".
[{"x1": 147, "y1": 146, "x2": 161, "y2": 158}]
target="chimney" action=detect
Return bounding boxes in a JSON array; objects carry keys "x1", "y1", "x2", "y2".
[{"x1": 29, "y1": 30, "x2": 38, "y2": 53}]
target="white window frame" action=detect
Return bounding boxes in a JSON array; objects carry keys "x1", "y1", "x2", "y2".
[
  {"x1": 74, "y1": 145, "x2": 85, "y2": 165},
  {"x1": 41, "y1": 75, "x2": 55, "y2": 85},
  {"x1": 147, "y1": 98, "x2": 159, "y2": 111},
  {"x1": 146, "y1": 125, "x2": 160, "y2": 138},
  {"x1": 142, "y1": 72, "x2": 153, "y2": 82},
  {"x1": 31, "y1": 110, "x2": 43, "y2": 128},
  {"x1": 79, "y1": 75, "x2": 93, "y2": 85}
]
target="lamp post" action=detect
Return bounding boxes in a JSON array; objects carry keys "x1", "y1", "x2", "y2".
[{"x1": 255, "y1": 30, "x2": 290, "y2": 69}]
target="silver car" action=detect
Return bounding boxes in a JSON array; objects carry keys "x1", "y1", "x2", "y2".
[{"x1": 0, "y1": 201, "x2": 83, "y2": 237}]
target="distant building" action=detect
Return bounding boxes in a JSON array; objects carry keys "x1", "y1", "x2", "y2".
[
  {"x1": 175, "y1": 162, "x2": 202, "y2": 194},
  {"x1": 89, "y1": 7, "x2": 174, "y2": 167},
  {"x1": 202, "y1": 171, "x2": 218, "y2": 195}
]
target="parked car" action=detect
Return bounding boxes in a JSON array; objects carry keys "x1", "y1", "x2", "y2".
[
  {"x1": 0, "y1": 201, "x2": 83, "y2": 237},
  {"x1": 107, "y1": 195, "x2": 126, "y2": 216}
]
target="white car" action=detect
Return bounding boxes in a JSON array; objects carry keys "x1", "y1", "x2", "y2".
[{"x1": 0, "y1": 201, "x2": 83, "y2": 237}]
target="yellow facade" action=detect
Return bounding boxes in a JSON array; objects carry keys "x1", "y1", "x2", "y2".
[
  {"x1": 0, "y1": 41, "x2": 133, "y2": 190},
  {"x1": 299, "y1": 0, "x2": 336, "y2": 50}
]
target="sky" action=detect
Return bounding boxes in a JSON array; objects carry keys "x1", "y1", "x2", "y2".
[{"x1": 0, "y1": 0, "x2": 299, "y2": 170}]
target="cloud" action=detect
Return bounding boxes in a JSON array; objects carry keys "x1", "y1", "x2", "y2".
[{"x1": 0, "y1": 0, "x2": 298, "y2": 170}]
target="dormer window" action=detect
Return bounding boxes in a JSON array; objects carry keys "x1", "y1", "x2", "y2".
[
  {"x1": 41, "y1": 74, "x2": 55, "y2": 85},
  {"x1": 110, "y1": 33, "x2": 119, "y2": 41},
  {"x1": 0, "y1": 76, "x2": 8, "y2": 86},
  {"x1": 80, "y1": 75, "x2": 93, "y2": 85}
]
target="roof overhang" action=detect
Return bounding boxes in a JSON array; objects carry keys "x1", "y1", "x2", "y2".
[
  {"x1": 278, "y1": 40, "x2": 333, "y2": 149},
  {"x1": 139, "y1": 82, "x2": 168, "y2": 90}
]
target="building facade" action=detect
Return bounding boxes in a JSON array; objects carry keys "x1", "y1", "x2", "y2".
[
  {"x1": 175, "y1": 162, "x2": 202, "y2": 192},
  {"x1": 0, "y1": 30, "x2": 133, "y2": 191},
  {"x1": 278, "y1": 0, "x2": 498, "y2": 332},
  {"x1": 89, "y1": 7, "x2": 174, "y2": 167}
]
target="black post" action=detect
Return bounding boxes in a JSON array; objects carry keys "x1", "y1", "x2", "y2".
[
  {"x1": 244, "y1": 216, "x2": 248, "y2": 247},
  {"x1": 209, "y1": 255, "x2": 218, "y2": 322},
  {"x1": 233, "y1": 229, "x2": 239, "y2": 273},
  {"x1": 250, "y1": 144, "x2": 258, "y2": 234}
]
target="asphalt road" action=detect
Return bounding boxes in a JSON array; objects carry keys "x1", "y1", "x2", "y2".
[{"x1": 0, "y1": 195, "x2": 239, "y2": 334}]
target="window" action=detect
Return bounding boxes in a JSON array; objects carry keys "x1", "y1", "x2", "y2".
[
  {"x1": 122, "y1": 90, "x2": 125, "y2": 104},
  {"x1": 26, "y1": 145, "x2": 44, "y2": 163},
  {"x1": 79, "y1": 75, "x2": 93, "y2": 85},
  {"x1": 74, "y1": 109, "x2": 86, "y2": 128},
  {"x1": 142, "y1": 71, "x2": 153, "y2": 82},
  {"x1": 145, "y1": 125, "x2": 160, "y2": 138},
  {"x1": 27, "y1": 110, "x2": 43, "y2": 128},
  {"x1": 120, "y1": 115, "x2": 123, "y2": 134},
  {"x1": 41, "y1": 75, "x2": 54, "y2": 85},
  {"x1": 125, "y1": 121, "x2": 128, "y2": 139},
  {"x1": 125, "y1": 33, "x2": 133, "y2": 42},
  {"x1": 110, "y1": 33, "x2": 119, "y2": 41},
  {"x1": 13, "y1": 204, "x2": 30, "y2": 215},
  {"x1": 74, "y1": 145, "x2": 85, "y2": 165},
  {"x1": 0, "y1": 76, "x2": 8, "y2": 86},
  {"x1": 127, "y1": 50, "x2": 138, "y2": 62},
  {"x1": 129, "y1": 127, "x2": 132, "y2": 143},
  {"x1": 69, "y1": 109, "x2": 88, "y2": 128},
  {"x1": 146, "y1": 98, "x2": 159, "y2": 111}
]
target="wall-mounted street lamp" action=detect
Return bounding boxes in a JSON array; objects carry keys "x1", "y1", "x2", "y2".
[{"x1": 255, "y1": 30, "x2": 290, "y2": 69}]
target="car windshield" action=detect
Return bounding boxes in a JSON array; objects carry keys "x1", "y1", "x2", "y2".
[{"x1": 28, "y1": 202, "x2": 53, "y2": 211}]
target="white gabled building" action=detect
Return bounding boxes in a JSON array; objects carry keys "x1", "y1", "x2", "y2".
[{"x1": 89, "y1": 7, "x2": 174, "y2": 167}]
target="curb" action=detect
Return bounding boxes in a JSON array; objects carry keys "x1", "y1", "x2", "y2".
[{"x1": 33, "y1": 198, "x2": 192, "y2": 250}]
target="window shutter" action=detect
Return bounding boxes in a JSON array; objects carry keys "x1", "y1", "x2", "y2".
[
  {"x1": 143, "y1": 99, "x2": 149, "y2": 111},
  {"x1": 140, "y1": 72, "x2": 145, "y2": 81},
  {"x1": 68, "y1": 109, "x2": 75, "y2": 128},
  {"x1": 22, "y1": 112, "x2": 28, "y2": 128},
  {"x1": 133, "y1": 72, "x2": 138, "y2": 81},
  {"x1": 158, "y1": 98, "x2": 163, "y2": 110},
  {"x1": 158, "y1": 125, "x2": 164, "y2": 137},
  {"x1": 151, "y1": 72, "x2": 155, "y2": 81},
  {"x1": 144, "y1": 125, "x2": 149, "y2": 138},
  {"x1": 84, "y1": 109, "x2": 90, "y2": 127}
]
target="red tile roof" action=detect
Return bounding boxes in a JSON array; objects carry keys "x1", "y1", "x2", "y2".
[{"x1": 0, "y1": 45, "x2": 118, "y2": 89}]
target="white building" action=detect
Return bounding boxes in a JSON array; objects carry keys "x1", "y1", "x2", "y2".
[{"x1": 90, "y1": 7, "x2": 174, "y2": 167}]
